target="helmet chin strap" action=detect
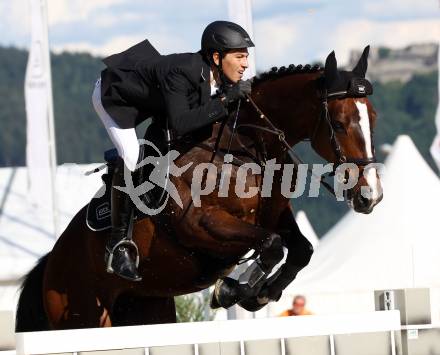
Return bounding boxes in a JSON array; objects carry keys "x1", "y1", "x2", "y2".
[{"x1": 212, "y1": 52, "x2": 234, "y2": 93}]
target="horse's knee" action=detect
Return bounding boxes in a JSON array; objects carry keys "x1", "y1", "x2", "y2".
[
  {"x1": 298, "y1": 237, "x2": 314, "y2": 267},
  {"x1": 301, "y1": 237, "x2": 314, "y2": 265},
  {"x1": 286, "y1": 233, "x2": 314, "y2": 268}
]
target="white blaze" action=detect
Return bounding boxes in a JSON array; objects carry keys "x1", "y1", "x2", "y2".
[
  {"x1": 355, "y1": 101, "x2": 380, "y2": 200},
  {"x1": 355, "y1": 101, "x2": 373, "y2": 158}
]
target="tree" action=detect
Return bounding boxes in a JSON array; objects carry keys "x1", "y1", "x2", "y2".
[{"x1": 175, "y1": 291, "x2": 216, "y2": 322}]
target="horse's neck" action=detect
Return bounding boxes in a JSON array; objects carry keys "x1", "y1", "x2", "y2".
[
  {"x1": 206, "y1": 75, "x2": 321, "y2": 164},
  {"x1": 238, "y1": 73, "x2": 322, "y2": 225},
  {"x1": 250, "y1": 73, "x2": 322, "y2": 150}
]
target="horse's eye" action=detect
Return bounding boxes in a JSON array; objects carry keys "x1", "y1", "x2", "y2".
[{"x1": 332, "y1": 121, "x2": 345, "y2": 133}]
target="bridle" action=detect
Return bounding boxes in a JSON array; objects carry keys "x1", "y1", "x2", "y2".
[
  {"x1": 227, "y1": 77, "x2": 377, "y2": 197},
  {"x1": 310, "y1": 80, "x2": 377, "y2": 167}
]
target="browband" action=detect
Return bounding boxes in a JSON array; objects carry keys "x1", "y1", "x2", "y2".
[{"x1": 327, "y1": 77, "x2": 373, "y2": 99}]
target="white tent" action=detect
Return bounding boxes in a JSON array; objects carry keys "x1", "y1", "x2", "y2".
[
  {"x1": 269, "y1": 135, "x2": 440, "y2": 318},
  {"x1": 0, "y1": 163, "x2": 103, "y2": 310},
  {"x1": 295, "y1": 210, "x2": 319, "y2": 249}
]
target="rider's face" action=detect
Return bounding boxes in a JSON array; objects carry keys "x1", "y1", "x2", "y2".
[{"x1": 212, "y1": 49, "x2": 249, "y2": 83}]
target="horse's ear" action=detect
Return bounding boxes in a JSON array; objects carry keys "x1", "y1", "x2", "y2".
[
  {"x1": 352, "y1": 45, "x2": 370, "y2": 78},
  {"x1": 324, "y1": 50, "x2": 339, "y2": 87}
]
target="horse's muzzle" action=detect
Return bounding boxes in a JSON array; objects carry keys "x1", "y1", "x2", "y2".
[{"x1": 352, "y1": 189, "x2": 383, "y2": 214}]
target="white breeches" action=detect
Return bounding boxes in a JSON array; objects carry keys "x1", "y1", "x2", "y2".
[{"x1": 92, "y1": 78, "x2": 140, "y2": 172}]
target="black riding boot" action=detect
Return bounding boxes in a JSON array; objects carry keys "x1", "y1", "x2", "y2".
[{"x1": 105, "y1": 158, "x2": 142, "y2": 282}]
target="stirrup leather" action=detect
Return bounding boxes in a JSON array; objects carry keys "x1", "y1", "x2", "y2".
[{"x1": 105, "y1": 239, "x2": 140, "y2": 274}]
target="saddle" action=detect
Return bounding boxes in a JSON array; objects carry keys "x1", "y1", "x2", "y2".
[{"x1": 86, "y1": 124, "x2": 171, "y2": 231}]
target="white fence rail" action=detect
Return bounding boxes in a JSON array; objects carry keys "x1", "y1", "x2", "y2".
[{"x1": 15, "y1": 311, "x2": 402, "y2": 355}]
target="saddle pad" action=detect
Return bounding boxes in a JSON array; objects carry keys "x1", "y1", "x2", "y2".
[
  {"x1": 85, "y1": 171, "x2": 164, "y2": 232},
  {"x1": 86, "y1": 183, "x2": 112, "y2": 231},
  {"x1": 86, "y1": 127, "x2": 171, "y2": 232}
]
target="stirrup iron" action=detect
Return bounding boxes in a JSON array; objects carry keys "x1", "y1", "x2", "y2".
[{"x1": 105, "y1": 239, "x2": 140, "y2": 274}]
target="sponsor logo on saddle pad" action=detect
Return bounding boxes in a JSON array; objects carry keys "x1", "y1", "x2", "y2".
[
  {"x1": 115, "y1": 139, "x2": 385, "y2": 216},
  {"x1": 96, "y1": 202, "x2": 111, "y2": 220}
]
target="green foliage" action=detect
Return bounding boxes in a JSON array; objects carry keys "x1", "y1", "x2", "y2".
[
  {"x1": 175, "y1": 292, "x2": 216, "y2": 323},
  {"x1": 0, "y1": 47, "x2": 111, "y2": 166},
  {"x1": 50, "y1": 52, "x2": 112, "y2": 163},
  {"x1": 378, "y1": 47, "x2": 391, "y2": 59},
  {"x1": 0, "y1": 46, "x2": 438, "y2": 236},
  {"x1": 372, "y1": 72, "x2": 438, "y2": 170},
  {"x1": 0, "y1": 46, "x2": 28, "y2": 166}
]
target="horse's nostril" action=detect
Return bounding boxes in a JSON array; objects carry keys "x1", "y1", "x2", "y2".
[{"x1": 358, "y1": 194, "x2": 370, "y2": 208}]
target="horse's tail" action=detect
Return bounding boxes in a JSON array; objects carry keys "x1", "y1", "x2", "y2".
[{"x1": 15, "y1": 253, "x2": 50, "y2": 332}]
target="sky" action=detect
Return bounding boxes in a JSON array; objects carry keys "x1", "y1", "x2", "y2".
[{"x1": 0, "y1": 0, "x2": 439, "y2": 71}]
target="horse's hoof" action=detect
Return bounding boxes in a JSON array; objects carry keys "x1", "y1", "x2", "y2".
[
  {"x1": 212, "y1": 277, "x2": 241, "y2": 309},
  {"x1": 238, "y1": 296, "x2": 269, "y2": 312}
]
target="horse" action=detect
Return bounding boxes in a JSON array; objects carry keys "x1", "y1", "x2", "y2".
[{"x1": 16, "y1": 46, "x2": 383, "y2": 331}]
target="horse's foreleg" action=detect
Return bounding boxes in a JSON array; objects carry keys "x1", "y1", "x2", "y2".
[
  {"x1": 177, "y1": 206, "x2": 278, "y2": 257},
  {"x1": 199, "y1": 207, "x2": 271, "y2": 244},
  {"x1": 264, "y1": 204, "x2": 314, "y2": 301},
  {"x1": 237, "y1": 205, "x2": 314, "y2": 312},
  {"x1": 191, "y1": 207, "x2": 296, "y2": 311},
  {"x1": 201, "y1": 207, "x2": 286, "y2": 285},
  {"x1": 211, "y1": 232, "x2": 285, "y2": 310}
]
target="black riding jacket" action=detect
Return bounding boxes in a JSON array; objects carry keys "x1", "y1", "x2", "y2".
[{"x1": 100, "y1": 39, "x2": 227, "y2": 137}]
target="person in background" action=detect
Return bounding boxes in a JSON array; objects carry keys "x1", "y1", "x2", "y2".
[{"x1": 279, "y1": 295, "x2": 313, "y2": 316}]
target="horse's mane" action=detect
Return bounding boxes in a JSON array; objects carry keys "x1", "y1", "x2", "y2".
[{"x1": 253, "y1": 63, "x2": 323, "y2": 85}]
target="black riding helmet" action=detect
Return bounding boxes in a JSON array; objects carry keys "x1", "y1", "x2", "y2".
[
  {"x1": 201, "y1": 20, "x2": 255, "y2": 61},
  {"x1": 201, "y1": 21, "x2": 254, "y2": 87}
]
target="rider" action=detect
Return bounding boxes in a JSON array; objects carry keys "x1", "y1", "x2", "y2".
[{"x1": 92, "y1": 21, "x2": 255, "y2": 282}]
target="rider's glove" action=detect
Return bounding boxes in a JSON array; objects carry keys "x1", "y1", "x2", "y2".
[{"x1": 221, "y1": 79, "x2": 252, "y2": 106}]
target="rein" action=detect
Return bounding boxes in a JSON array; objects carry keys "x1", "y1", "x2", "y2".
[
  {"x1": 239, "y1": 79, "x2": 378, "y2": 197},
  {"x1": 243, "y1": 94, "x2": 337, "y2": 197}
]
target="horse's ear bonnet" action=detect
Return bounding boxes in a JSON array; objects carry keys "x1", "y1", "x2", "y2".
[
  {"x1": 324, "y1": 51, "x2": 339, "y2": 87},
  {"x1": 323, "y1": 45, "x2": 373, "y2": 99},
  {"x1": 352, "y1": 45, "x2": 369, "y2": 78}
]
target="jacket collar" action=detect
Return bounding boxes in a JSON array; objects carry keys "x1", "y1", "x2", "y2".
[{"x1": 199, "y1": 57, "x2": 211, "y2": 104}]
